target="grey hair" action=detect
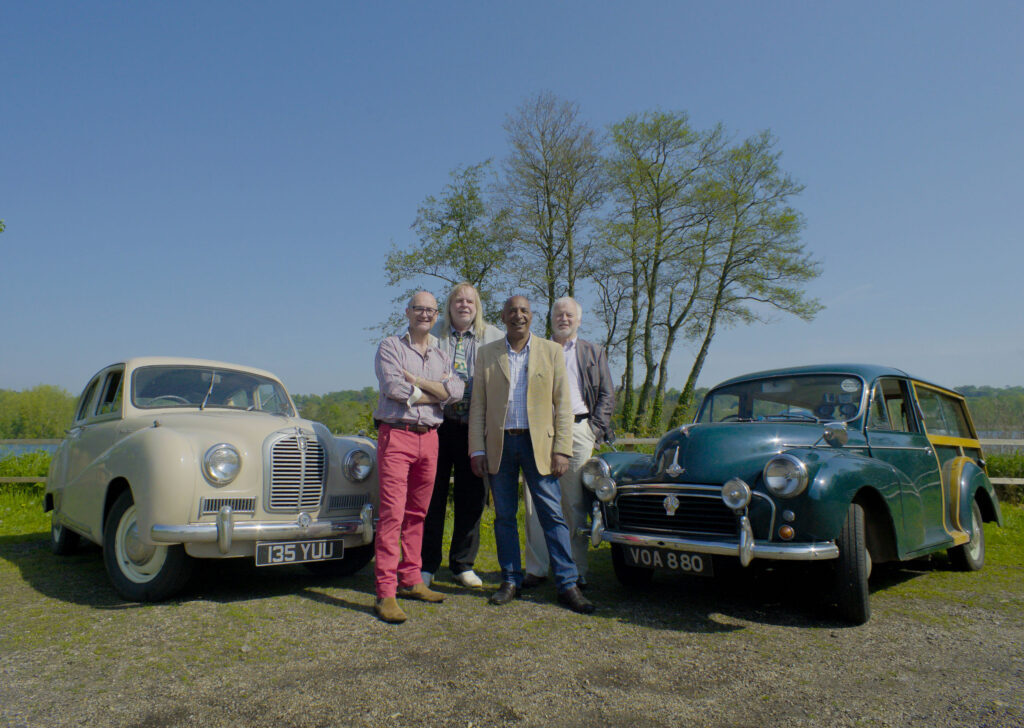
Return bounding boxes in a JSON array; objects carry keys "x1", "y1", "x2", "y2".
[{"x1": 550, "y1": 296, "x2": 582, "y2": 325}]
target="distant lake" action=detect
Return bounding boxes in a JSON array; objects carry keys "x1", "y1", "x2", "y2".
[{"x1": 0, "y1": 444, "x2": 59, "y2": 458}]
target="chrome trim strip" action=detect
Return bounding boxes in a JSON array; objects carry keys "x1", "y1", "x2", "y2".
[
  {"x1": 600, "y1": 528, "x2": 839, "y2": 561},
  {"x1": 863, "y1": 445, "x2": 933, "y2": 452}
]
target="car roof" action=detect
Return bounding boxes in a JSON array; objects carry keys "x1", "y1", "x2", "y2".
[
  {"x1": 710, "y1": 363, "x2": 959, "y2": 395},
  {"x1": 104, "y1": 357, "x2": 282, "y2": 382}
]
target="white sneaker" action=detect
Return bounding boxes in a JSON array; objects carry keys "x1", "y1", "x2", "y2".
[
  {"x1": 421, "y1": 571, "x2": 433, "y2": 587},
  {"x1": 453, "y1": 570, "x2": 483, "y2": 588}
]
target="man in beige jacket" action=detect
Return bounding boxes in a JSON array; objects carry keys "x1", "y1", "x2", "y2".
[{"x1": 468, "y1": 295, "x2": 594, "y2": 614}]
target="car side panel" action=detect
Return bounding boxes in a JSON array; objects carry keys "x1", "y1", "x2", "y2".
[
  {"x1": 99, "y1": 426, "x2": 200, "y2": 546},
  {"x1": 794, "y1": 451, "x2": 911, "y2": 555}
]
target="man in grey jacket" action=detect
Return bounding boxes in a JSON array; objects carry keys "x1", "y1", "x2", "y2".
[{"x1": 523, "y1": 296, "x2": 615, "y2": 588}]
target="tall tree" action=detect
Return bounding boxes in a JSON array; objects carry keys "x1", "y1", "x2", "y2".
[
  {"x1": 381, "y1": 161, "x2": 512, "y2": 329},
  {"x1": 600, "y1": 112, "x2": 721, "y2": 433},
  {"x1": 502, "y1": 92, "x2": 604, "y2": 334},
  {"x1": 668, "y1": 131, "x2": 823, "y2": 427}
]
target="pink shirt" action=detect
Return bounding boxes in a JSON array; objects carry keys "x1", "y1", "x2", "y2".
[{"x1": 373, "y1": 331, "x2": 464, "y2": 427}]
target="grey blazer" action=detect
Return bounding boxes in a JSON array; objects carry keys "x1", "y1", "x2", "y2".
[{"x1": 573, "y1": 338, "x2": 615, "y2": 445}]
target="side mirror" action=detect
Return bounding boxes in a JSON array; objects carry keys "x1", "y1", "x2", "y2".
[{"x1": 823, "y1": 422, "x2": 848, "y2": 447}]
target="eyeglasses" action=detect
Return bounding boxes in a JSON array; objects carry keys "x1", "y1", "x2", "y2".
[{"x1": 410, "y1": 306, "x2": 439, "y2": 317}]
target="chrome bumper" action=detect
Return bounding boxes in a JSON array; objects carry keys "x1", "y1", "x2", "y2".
[
  {"x1": 151, "y1": 503, "x2": 376, "y2": 554},
  {"x1": 595, "y1": 519, "x2": 838, "y2": 564}
]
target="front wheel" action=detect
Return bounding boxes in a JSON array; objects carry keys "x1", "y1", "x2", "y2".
[
  {"x1": 103, "y1": 490, "x2": 193, "y2": 601},
  {"x1": 948, "y1": 500, "x2": 985, "y2": 571},
  {"x1": 833, "y1": 502, "x2": 871, "y2": 625},
  {"x1": 611, "y1": 543, "x2": 654, "y2": 587},
  {"x1": 304, "y1": 542, "x2": 375, "y2": 577}
]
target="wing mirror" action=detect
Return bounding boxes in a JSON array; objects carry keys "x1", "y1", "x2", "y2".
[{"x1": 823, "y1": 421, "x2": 848, "y2": 447}]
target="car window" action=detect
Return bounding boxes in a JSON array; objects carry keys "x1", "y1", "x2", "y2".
[
  {"x1": 697, "y1": 374, "x2": 864, "y2": 423},
  {"x1": 869, "y1": 378, "x2": 919, "y2": 433},
  {"x1": 95, "y1": 369, "x2": 124, "y2": 417},
  {"x1": 131, "y1": 365, "x2": 295, "y2": 416},
  {"x1": 867, "y1": 383, "x2": 890, "y2": 430},
  {"x1": 915, "y1": 388, "x2": 949, "y2": 435},
  {"x1": 938, "y1": 394, "x2": 974, "y2": 439},
  {"x1": 75, "y1": 377, "x2": 101, "y2": 423}
]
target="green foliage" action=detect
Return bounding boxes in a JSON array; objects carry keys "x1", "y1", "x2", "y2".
[
  {"x1": 0, "y1": 385, "x2": 76, "y2": 438},
  {"x1": 293, "y1": 389, "x2": 377, "y2": 435},
  {"x1": 958, "y1": 385, "x2": 1024, "y2": 433},
  {"x1": 382, "y1": 161, "x2": 514, "y2": 329},
  {"x1": 0, "y1": 451, "x2": 52, "y2": 481},
  {"x1": 987, "y1": 453, "x2": 1024, "y2": 479}
]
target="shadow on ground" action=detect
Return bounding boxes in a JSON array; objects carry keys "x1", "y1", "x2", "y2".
[{"x1": 0, "y1": 532, "x2": 952, "y2": 630}]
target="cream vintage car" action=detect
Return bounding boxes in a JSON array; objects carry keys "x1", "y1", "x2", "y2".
[{"x1": 45, "y1": 357, "x2": 378, "y2": 601}]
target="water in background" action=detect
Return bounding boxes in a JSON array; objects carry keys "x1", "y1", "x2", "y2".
[{"x1": 0, "y1": 444, "x2": 59, "y2": 458}]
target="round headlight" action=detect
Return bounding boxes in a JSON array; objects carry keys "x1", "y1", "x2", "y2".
[
  {"x1": 203, "y1": 443, "x2": 241, "y2": 486},
  {"x1": 763, "y1": 454, "x2": 809, "y2": 497},
  {"x1": 344, "y1": 449, "x2": 374, "y2": 482},
  {"x1": 580, "y1": 458, "x2": 611, "y2": 491},
  {"x1": 721, "y1": 477, "x2": 751, "y2": 510}
]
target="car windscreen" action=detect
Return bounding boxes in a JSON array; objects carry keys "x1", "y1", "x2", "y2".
[
  {"x1": 697, "y1": 374, "x2": 865, "y2": 424},
  {"x1": 131, "y1": 366, "x2": 295, "y2": 416}
]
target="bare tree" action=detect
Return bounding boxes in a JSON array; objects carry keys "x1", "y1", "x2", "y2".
[{"x1": 502, "y1": 92, "x2": 604, "y2": 334}]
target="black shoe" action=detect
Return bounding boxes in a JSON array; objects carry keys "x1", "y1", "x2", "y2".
[
  {"x1": 488, "y1": 581, "x2": 519, "y2": 605},
  {"x1": 576, "y1": 579, "x2": 589, "y2": 591},
  {"x1": 557, "y1": 585, "x2": 595, "y2": 614},
  {"x1": 521, "y1": 573, "x2": 547, "y2": 589}
]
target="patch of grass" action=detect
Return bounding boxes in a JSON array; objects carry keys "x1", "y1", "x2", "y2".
[{"x1": 0, "y1": 485, "x2": 49, "y2": 539}]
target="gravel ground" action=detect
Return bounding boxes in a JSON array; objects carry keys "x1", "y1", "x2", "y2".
[{"x1": 1, "y1": 535, "x2": 1022, "y2": 728}]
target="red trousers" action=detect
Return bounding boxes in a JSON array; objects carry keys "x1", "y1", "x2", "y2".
[{"x1": 374, "y1": 424, "x2": 439, "y2": 599}]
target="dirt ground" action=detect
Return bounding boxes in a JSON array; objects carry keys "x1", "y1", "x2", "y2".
[{"x1": 1, "y1": 534, "x2": 1022, "y2": 728}]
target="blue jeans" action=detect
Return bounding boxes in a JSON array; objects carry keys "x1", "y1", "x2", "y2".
[{"x1": 490, "y1": 431, "x2": 579, "y2": 591}]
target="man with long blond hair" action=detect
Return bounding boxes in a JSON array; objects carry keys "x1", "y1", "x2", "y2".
[{"x1": 421, "y1": 282, "x2": 504, "y2": 588}]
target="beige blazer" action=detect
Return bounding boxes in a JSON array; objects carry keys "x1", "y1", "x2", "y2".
[{"x1": 468, "y1": 334, "x2": 573, "y2": 476}]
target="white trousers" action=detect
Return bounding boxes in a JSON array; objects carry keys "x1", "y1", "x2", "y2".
[{"x1": 524, "y1": 418, "x2": 596, "y2": 580}]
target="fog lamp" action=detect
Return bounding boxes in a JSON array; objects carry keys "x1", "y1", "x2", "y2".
[{"x1": 721, "y1": 477, "x2": 751, "y2": 511}]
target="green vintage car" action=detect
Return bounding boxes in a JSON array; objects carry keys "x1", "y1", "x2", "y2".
[{"x1": 581, "y1": 364, "x2": 1003, "y2": 624}]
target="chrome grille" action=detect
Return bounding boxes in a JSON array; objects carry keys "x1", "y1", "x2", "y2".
[
  {"x1": 269, "y1": 433, "x2": 325, "y2": 510},
  {"x1": 616, "y1": 491, "x2": 736, "y2": 537},
  {"x1": 328, "y1": 493, "x2": 370, "y2": 511},
  {"x1": 200, "y1": 497, "x2": 256, "y2": 515}
]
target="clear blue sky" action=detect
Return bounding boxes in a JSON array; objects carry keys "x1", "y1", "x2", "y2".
[{"x1": 2, "y1": 2, "x2": 1022, "y2": 397}]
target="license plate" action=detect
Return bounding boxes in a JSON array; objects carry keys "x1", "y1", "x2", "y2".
[
  {"x1": 623, "y1": 545, "x2": 713, "y2": 575},
  {"x1": 255, "y1": 538, "x2": 345, "y2": 566}
]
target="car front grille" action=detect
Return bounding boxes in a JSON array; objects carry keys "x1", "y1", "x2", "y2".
[
  {"x1": 268, "y1": 432, "x2": 326, "y2": 511},
  {"x1": 327, "y1": 493, "x2": 370, "y2": 512},
  {"x1": 200, "y1": 497, "x2": 256, "y2": 515},
  {"x1": 615, "y1": 490, "x2": 737, "y2": 537}
]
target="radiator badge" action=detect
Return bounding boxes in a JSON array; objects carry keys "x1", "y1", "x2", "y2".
[{"x1": 663, "y1": 494, "x2": 680, "y2": 516}]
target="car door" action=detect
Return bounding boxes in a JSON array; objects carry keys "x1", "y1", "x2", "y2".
[
  {"x1": 864, "y1": 377, "x2": 946, "y2": 554},
  {"x1": 62, "y1": 366, "x2": 126, "y2": 538},
  {"x1": 911, "y1": 383, "x2": 979, "y2": 545}
]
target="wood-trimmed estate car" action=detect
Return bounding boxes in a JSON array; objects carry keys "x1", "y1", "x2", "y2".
[
  {"x1": 581, "y1": 364, "x2": 1003, "y2": 624},
  {"x1": 45, "y1": 357, "x2": 379, "y2": 601}
]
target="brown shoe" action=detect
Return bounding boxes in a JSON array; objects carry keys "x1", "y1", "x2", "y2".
[
  {"x1": 557, "y1": 585, "x2": 595, "y2": 614},
  {"x1": 374, "y1": 597, "x2": 408, "y2": 623},
  {"x1": 397, "y1": 582, "x2": 445, "y2": 603}
]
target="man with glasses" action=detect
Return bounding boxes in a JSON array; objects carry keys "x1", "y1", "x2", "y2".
[{"x1": 372, "y1": 291, "x2": 463, "y2": 623}]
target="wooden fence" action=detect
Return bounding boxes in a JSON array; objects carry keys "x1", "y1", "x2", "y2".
[{"x1": 2, "y1": 437, "x2": 1022, "y2": 489}]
